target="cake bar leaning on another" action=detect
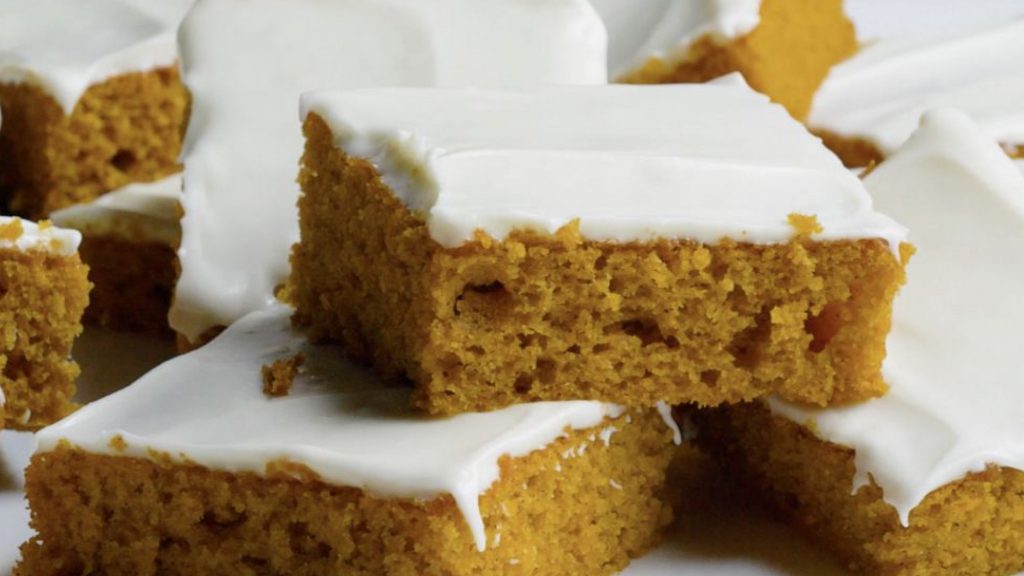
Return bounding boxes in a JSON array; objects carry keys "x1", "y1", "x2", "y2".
[
  {"x1": 17, "y1": 304, "x2": 676, "y2": 576},
  {"x1": 0, "y1": 216, "x2": 90, "y2": 430},
  {"x1": 288, "y1": 80, "x2": 912, "y2": 415},
  {"x1": 0, "y1": 0, "x2": 191, "y2": 218},
  {"x1": 590, "y1": 0, "x2": 857, "y2": 119},
  {"x1": 696, "y1": 110, "x2": 1024, "y2": 576}
]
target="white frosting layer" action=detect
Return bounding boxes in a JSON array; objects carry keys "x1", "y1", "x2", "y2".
[
  {"x1": 301, "y1": 82, "x2": 906, "y2": 250},
  {"x1": 809, "y1": 19, "x2": 1024, "y2": 159},
  {"x1": 770, "y1": 110, "x2": 1024, "y2": 525},
  {"x1": 171, "y1": 0, "x2": 607, "y2": 343},
  {"x1": 0, "y1": 0, "x2": 193, "y2": 113},
  {"x1": 36, "y1": 304, "x2": 625, "y2": 551},
  {"x1": 0, "y1": 217, "x2": 81, "y2": 257},
  {"x1": 50, "y1": 174, "x2": 182, "y2": 246},
  {"x1": 588, "y1": 0, "x2": 761, "y2": 79}
]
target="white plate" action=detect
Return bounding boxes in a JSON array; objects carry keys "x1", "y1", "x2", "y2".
[{"x1": 0, "y1": 326, "x2": 844, "y2": 575}]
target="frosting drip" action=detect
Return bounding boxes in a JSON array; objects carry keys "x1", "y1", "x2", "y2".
[
  {"x1": 588, "y1": 0, "x2": 762, "y2": 79},
  {"x1": 0, "y1": 0, "x2": 193, "y2": 113},
  {"x1": 810, "y1": 19, "x2": 1024, "y2": 159},
  {"x1": 0, "y1": 217, "x2": 80, "y2": 256},
  {"x1": 300, "y1": 82, "x2": 906, "y2": 251},
  {"x1": 50, "y1": 174, "x2": 182, "y2": 246},
  {"x1": 770, "y1": 110, "x2": 1024, "y2": 525},
  {"x1": 171, "y1": 0, "x2": 607, "y2": 342},
  {"x1": 35, "y1": 304, "x2": 625, "y2": 552}
]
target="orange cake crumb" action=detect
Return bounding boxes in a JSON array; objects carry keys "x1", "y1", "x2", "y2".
[
  {"x1": 618, "y1": 0, "x2": 857, "y2": 119},
  {"x1": 695, "y1": 403, "x2": 1024, "y2": 575},
  {"x1": 289, "y1": 114, "x2": 911, "y2": 415},
  {"x1": 787, "y1": 213, "x2": 824, "y2": 237},
  {"x1": 18, "y1": 410, "x2": 675, "y2": 576},
  {"x1": 262, "y1": 353, "x2": 305, "y2": 398},
  {"x1": 0, "y1": 247, "x2": 90, "y2": 430},
  {"x1": 0, "y1": 68, "x2": 186, "y2": 218}
]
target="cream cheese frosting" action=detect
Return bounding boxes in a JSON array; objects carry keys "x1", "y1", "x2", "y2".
[
  {"x1": 769, "y1": 109, "x2": 1024, "y2": 525},
  {"x1": 809, "y1": 19, "x2": 1024, "y2": 160},
  {"x1": 0, "y1": 217, "x2": 81, "y2": 257},
  {"x1": 170, "y1": 0, "x2": 607, "y2": 343},
  {"x1": 588, "y1": 0, "x2": 761, "y2": 79},
  {"x1": 300, "y1": 81, "x2": 906, "y2": 250},
  {"x1": 50, "y1": 174, "x2": 182, "y2": 246},
  {"x1": 0, "y1": 0, "x2": 193, "y2": 113},
  {"x1": 35, "y1": 303, "x2": 626, "y2": 552}
]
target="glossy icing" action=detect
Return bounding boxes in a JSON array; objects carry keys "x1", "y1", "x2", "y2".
[
  {"x1": 301, "y1": 81, "x2": 906, "y2": 250},
  {"x1": 771, "y1": 110, "x2": 1024, "y2": 524},
  {"x1": 588, "y1": 0, "x2": 761, "y2": 79},
  {"x1": 36, "y1": 304, "x2": 626, "y2": 551},
  {"x1": 810, "y1": 19, "x2": 1024, "y2": 160},
  {"x1": 50, "y1": 174, "x2": 181, "y2": 246},
  {"x1": 0, "y1": 0, "x2": 193, "y2": 113},
  {"x1": 170, "y1": 0, "x2": 607, "y2": 342}
]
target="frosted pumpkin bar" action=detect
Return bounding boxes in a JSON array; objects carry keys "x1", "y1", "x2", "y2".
[
  {"x1": 0, "y1": 0, "x2": 190, "y2": 217},
  {"x1": 590, "y1": 0, "x2": 857, "y2": 119},
  {"x1": 17, "y1": 304, "x2": 675, "y2": 576},
  {"x1": 288, "y1": 81, "x2": 911, "y2": 415},
  {"x1": 0, "y1": 217, "x2": 89, "y2": 430},
  {"x1": 697, "y1": 111, "x2": 1024, "y2": 575}
]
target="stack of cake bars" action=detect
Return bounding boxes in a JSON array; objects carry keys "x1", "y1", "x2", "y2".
[{"x1": 0, "y1": 0, "x2": 1023, "y2": 575}]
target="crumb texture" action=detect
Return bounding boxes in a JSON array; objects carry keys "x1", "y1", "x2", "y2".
[
  {"x1": 0, "y1": 68, "x2": 186, "y2": 218},
  {"x1": 618, "y1": 0, "x2": 856, "y2": 120},
  {"x1": 289, "y1": 114, "x2": 909, "y2": 415},
  {"x1": 18, "y1": 411, "x2": 674, "y2": 576},
  {"x1": 0, "y1": 248, "x2": 90, "y2": 430},
  {"x1": 77, "y1": 235, "x2": 175, "y2": 336},
  {"x1": 262, "y1": 353, "x2": 305, "y2": 398},
  {"x1": 695, "y1": 403, "x2": 1024, "y2": 576}
]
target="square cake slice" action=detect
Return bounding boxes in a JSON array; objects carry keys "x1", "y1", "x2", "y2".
[
  {"x1": 0, "y1": 217, "x2": 89, "y2": 430},
  {"x1": 17, "y1": 304, "x2": 676, "y2": 576},
  {"x1": 51, "y1": 174, "x2": 181, "y2": 336},
  {"x1": 696, "y1": 110, "x2": 1024, "y2": 575},
  {"x1": 0, "y1": 0, "x2": 190, "y2": 217},
  {"x1": 591, "y1": 0, "x2": 857, "y2": 119},
  {"x1": 289, "y1": 82, "x2": 911, "y2": 415}
]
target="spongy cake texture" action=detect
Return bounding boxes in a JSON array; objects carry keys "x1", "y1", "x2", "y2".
[
  {"x1": 289, "y1": 114, "x2": 910, "y2": 415},
  {"x1": 695, "y1": 403, "x2": 1024, "y2": 576},
  {"x1": 0, "y1": 68, "x2": 186, "y2": 218},
  {"x1": 0, "y1": 244, "x2": 90, "y2": 430},
  {"x1": 18, "y1": 410, "x2": 674, "y2": 576}
]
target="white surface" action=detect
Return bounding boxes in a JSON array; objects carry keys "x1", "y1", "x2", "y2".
[
  {"x1": 0, "y1": 217, "x2": 80, "y2": 256},
  {"x1": 588, "y1": 0, "x2": 761, "y2": 78},
  {"x1": 170, "y1": 0, "x2": 608, "y2": 343},
  {"x1": 844, "y1": 0, "x2": 1024, "y2": 41},
  {"x1": 0, "y1": 0, "x2": 192, "y2": 113},
  {"x1": 809, "y1": 18, "x2": 1024, "y2": 160},
  {"x1": 50, "y1": 174, "x2": 182, "y2": 245},
  {"x1": 772, "y1": 110, "x2": 1024, "y2": 525},
  {"x1": 302, "y1": 82, "x2": 906, "y2": 251}
]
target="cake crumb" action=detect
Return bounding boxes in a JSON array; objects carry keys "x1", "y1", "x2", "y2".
[
  {"x1": 0, "y1": 219, "x2": 23, "y2": 241},
  {"x1": 788, "y1": 213, "x2": 823, "y2": 237},
  {"x1": 261, "y1": 353, "x2": 305, "y2": 397},
  {"x1": 107, "y1": 435, "x2": 128, "y2": 453}
]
